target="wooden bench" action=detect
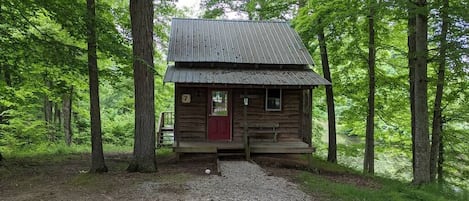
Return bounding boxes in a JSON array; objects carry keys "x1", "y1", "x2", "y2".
[{"x1": 244, "y1": 122, "x2": 279, "y2": 143}]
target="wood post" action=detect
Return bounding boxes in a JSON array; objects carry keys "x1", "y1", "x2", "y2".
[
  {"x1": 243, "y1": 88, "x2": 250, "y2": 160},
  {"x1": 175, "y1": 85, "x2": 180, "y2": 148},
  {"x1": 308, "y1": 89, "x2": 313, "y2": 147}
]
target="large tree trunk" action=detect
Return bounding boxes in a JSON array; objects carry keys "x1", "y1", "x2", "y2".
[
  {"x1": 127, "y1": 0, "x2": 157, "y2": 173},
  {"x1": 407, "y1": 0, "x2": 417, "y2": 178},
  {"x1": 317, "y1": 23, "x2": 337, "y2": 163},
  {"x1": 87, "y1": 0, "x2": 107, "y2": 173},
  {"x1": 364, "y1": 0, "x2": 375, "y2": 174},
  {"x1": 413, "y1": 0, "x2": 430, "y2": 185},
  {"x1": 430, "y1": 0, "x2": 448, "y2": 182},
  {"x1": 63, "y1": 87, "x2": 73, "y2": 146}
]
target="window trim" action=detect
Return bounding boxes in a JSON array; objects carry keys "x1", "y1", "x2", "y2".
[{"x1": 265, "y1": 88, "x2": 282, "y2": 111}]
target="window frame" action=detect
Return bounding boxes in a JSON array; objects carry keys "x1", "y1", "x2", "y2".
[{"x1": 265, "y1": 88, "x2": 282, "y2": 111}]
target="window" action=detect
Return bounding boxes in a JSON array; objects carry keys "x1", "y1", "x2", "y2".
[
  {"x1": 266, "y1": 89, "x2": 282, "y2": 111},
  {"x1": 211, "y1": 91, "x2": 228, "y2": 116}
]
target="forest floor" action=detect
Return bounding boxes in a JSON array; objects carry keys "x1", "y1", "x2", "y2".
[
  {"x1": 0, "y1": 150, "x2": 465, "y2": 201},
  {"x1": 0, "y1": 151, "x2": 357, "y2": 201}
]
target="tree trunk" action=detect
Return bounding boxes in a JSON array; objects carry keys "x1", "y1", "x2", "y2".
[
  {"x1": 364, "y1": 0, "x2": 375, "y2": 174},
  {"x1": 437, "y1": 129, "x2": 444, "y2": 183},
  {"x1": 54, "y1": 103, "x2": 61, "y2": 125},
  {"x1": 127, "y1": 0, "x2": 157, "y2": 173},
  {"x1": 4, "y1": 65, "x2": 12, "y2": 87},
  {"x1": 87, "y1": 0, "x2": 107, "y2": 173},
  {"x1": 0, "y1": 64, "x2": 12, "y2": 124},
  {"x1": 44, "y1": 81, "x2": 53, "y2": 124},
  {"x1": 63, "y1": 87, "x2": 73, "y2": 146},
  {"x1": 44, "y1": 80, "x2": 54, "y2": 141},
  {"x1": 317, "y1": 22, "x2": 337, "y2": 163},
  {"x1": 430, "y1": 0, "x2": 448, "y2": 182},
  {"x1": 413, "y1": 0, "x2": 430, "y2": 185},
  {"x1": 407, "y1": 0, "x2": 417, "y2": 178}
]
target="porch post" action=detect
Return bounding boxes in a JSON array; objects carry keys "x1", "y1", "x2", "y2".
[
  {"x1": 173, "y1": 85, "x2": 181, "y2": 160},
  {"x1": 307, "y1": 88, "x2": 313, "y2": 147},
  {"x1": 243, "y1": 88, "x2": 250, "y2": 160},
  {"x1": 307, "y1": 88, "x2": 314, "y2": 168}
]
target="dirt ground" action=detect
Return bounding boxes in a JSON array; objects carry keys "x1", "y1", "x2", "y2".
[
  {"x1": 0, "y1": 153, "x2": 216, "y2": 201},
  {"x1": 0, "y1": 153, "x2": 375, "y2": 201}
]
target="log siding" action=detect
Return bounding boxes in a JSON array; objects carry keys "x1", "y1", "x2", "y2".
[{"x1": 174, "y1": 86, "x2": 311, "y2": 144}]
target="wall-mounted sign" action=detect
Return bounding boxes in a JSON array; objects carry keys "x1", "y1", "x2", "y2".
[{"x1": 181, "y1": 94, "x2": 191, "y2": 103}]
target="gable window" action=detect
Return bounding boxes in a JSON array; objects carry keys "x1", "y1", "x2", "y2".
[{"x1": 266, "y1": 89, "x2": 282, "y2": 111}]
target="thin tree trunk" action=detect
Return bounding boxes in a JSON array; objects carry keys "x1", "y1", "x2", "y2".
[
  {"x1": 44, "y1": 80, "x2": 54, "y2": 141},
  {"x1": 3, "y1": 65, "x2": 11, "y2": 87},
  {"x1": 44, "y1": 98, "x2": 52, "y2": 122},
  {"x1": 54, "y1": 102, "x2": 61, "y2": 126},
  {"x1": 0, "y1": 65, "x2": 3, "y2": 124},
  {"x1": 317, "y1": 22, "x2": 337, "y2": 163},
  {"x1": 430, "y1": 0, "x2": 448, "y2": 182},
  {"x1": 364, "y1": 0, "x2": 376, "y2": 174},
  {"x1": 0, "y1": 64, "x2": 12, "y2": 124},
  {"x1": 127, "y1": 0, "x2": 157, "y2": 173},
  {"x1": 87, "y1": 0, "x2": 107, "y2": 173},
  {"x1": 413, "y1": 0, "x2": 430, "y2": 185},
  {"x1": 437, "y1": 129, "x2": 444, "y2": 183},
  {"x1": 63, "y1": 87, "x2": 73, "y2": 146},
  {"x1": 407, "y1": 0, "x2": 417, "y2": 178},
  {"x1": 44, "y1": 81, "x2": 53, "y2": 124}
]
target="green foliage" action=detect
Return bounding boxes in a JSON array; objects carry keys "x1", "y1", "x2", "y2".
[
  {"x1": 292, "y1": 0, "x2": 468, "y2": 189},
  {"x1": 300, "y1": 171, "x2": 468, "y2": 201},
  {"x1": 2, "y1": 143, "x2": 135, "y2": 159},
  {"x1": 299, "y1": 156, "x2": 469, "y2": 201},
  {"x1": 201, "y1": 0, "x2": 298, "y2": 20},
  {"x1": 0, "y1": 0, "x2": 178, "y2": 157}
]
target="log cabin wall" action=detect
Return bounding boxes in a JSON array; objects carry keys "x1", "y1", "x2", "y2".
[
  {"x1": 175, "y1": 85, "x2": 313, "y2": 144},
  {"x1": 175, "y1": 85, "x2": 207, "y2": 141},
  {"x1": 232, "y1": 88, "x2": 304, "y2": 142}
]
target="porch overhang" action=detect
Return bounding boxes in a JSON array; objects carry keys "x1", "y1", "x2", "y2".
[{"x1": 163, "y1": 66, "x2": 331, "y2": 87}]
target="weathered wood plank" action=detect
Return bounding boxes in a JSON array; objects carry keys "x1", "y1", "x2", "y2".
[
  {"x1": 232, "y1": 88, "x2": 302, "y2": 144},
  {"x1": 173, "y1": 141, "x2": 314, "y2": 154},
  {"x1": 175, "y1": 86, "x2": 208, "y2": 141}
]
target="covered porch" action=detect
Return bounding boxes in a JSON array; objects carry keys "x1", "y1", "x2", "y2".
[{"x1": 173, "y1": 141, "x2": 315, "y2": 154}]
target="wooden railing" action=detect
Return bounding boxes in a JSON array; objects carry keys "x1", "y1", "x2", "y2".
[{"x1": 156, "y1": 112, "x2": 174, "y2": 147}]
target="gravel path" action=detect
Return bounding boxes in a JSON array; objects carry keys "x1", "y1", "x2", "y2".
[{"x1": 184, "y1": 160, "x2": 312, "y2": 201}]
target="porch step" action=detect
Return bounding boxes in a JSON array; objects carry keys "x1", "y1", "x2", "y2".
[
  {"x1": 217, "y1": 148, "x2": 246, "y2": 160},
  {"x1": 217, "y1": 152, "x2": 245, "y2": 157}
]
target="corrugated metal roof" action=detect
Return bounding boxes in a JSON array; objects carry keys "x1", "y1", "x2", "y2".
[
  {"x1": 164, "y1": 66, "x2": 331, "y2": 86},
  {"x1": 167, "y1": 18, "x2": 314, "y2": 65}
]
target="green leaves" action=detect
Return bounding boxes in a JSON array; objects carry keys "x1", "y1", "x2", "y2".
[{"x1": 293, "y1": 0, "x2": 468, "y2": 188}]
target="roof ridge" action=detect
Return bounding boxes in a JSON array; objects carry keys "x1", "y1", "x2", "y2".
[{"x1": 171, "y1": 18, "x2": 288, "y2": 24}]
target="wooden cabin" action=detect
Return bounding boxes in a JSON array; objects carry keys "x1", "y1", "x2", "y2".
[{"x1": 163, "y1": 18, "x2": 330, "y2": 158}]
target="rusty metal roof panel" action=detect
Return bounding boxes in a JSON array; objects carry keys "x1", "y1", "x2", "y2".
[
  {"x1": 163, "y1": 66, "x2": 331, "y2": 86},
  {"x1": 167, "y1": 18, "x2": 314, "y2": 65}
]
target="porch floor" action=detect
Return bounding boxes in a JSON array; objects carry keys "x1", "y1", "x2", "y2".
[{"x1": 173, "y1": 141, "x2": 314, "y2": 154}]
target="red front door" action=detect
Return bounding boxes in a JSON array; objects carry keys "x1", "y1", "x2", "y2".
[{"x1": 208, "y1": 90, "x2": 231, "y2": 141}]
